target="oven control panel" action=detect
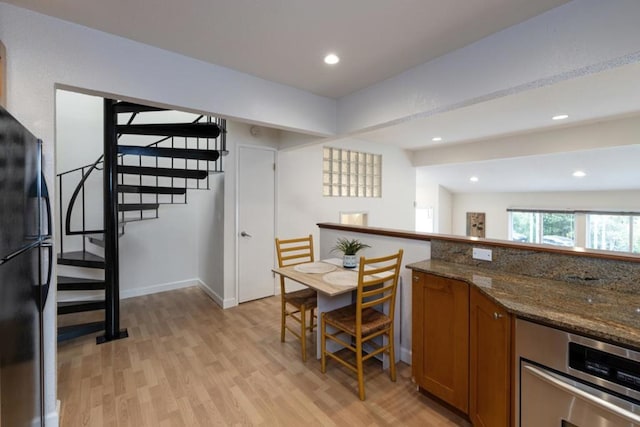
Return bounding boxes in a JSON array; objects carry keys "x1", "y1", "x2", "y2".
[{"x1": 569, "y1": 342, "x2": 640, "y2": 393}]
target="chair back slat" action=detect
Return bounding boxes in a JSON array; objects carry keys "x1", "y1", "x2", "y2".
[
  {"x1": 355, "y1": 249, "x2": 403, "y2": 326},
  {"x1": 275, "y1": 234, "x2": 314, "y2": 268},
  {"x1": 361, "y1": 293, "x2": 392, "y2": 310}
]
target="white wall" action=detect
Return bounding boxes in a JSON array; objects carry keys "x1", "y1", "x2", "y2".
[
  {"x1": 319, "y1": 227, "x2": 431, "y2": 364},
  {"x1": 55, "y1": 89, "x2": 289, "y2": 309},
  {"x1": 55, "y1": 91, "x2": 106, "y2": 254},
  {"x1": 195, "y1": 174, "x2": 225, "y2": 304},
  {"x1": 119, "y1": 204, "x2": 200, "y2": 295},
  {"x1": 451, "y1": 190, "x2": 640, "y2": 239},
  {"x1": 437, "y1": 186, "x2": 453, "y2": 234},
  {"x1": 1, "y1": 2, "x2": 336, "y2": 189},
  {"x1": 0, "y1": 5, "x2": 336, "y2": 420},
  {"x1": 56, "y1": 91, "x2": 104, "y2": 172},
  {"x1": 415, "y1": 172, "x2": 453, "y2": 234},
  {"x1": 5, "y1": 0, "x2": 640, "y2": 423},
  {"x1": 277, "y1": 138, "x2": 416, "y2": 244},
  {"x1": 56, "y1": 91, "x2": 211, "y2": 298},
  {"x1": 222, "y1": 122, "x2": 280, "y2": 307}
]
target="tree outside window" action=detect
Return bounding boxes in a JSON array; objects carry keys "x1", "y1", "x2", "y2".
[
  {"x1": 509, "y1": 211, "x2": 575, "y2": 246},
  {"x1": 587, "y1": 214, "x2": 638, "y2": 253}
]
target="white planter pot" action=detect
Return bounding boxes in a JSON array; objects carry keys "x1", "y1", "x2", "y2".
[{"x1": 343, "y1": 254, "x2": 357, "y2": 268}]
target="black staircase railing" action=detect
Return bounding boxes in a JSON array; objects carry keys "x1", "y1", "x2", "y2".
[
  {"x1": 55, "y1": 100, "x2": 227, "y2": 344},
  {"x1": 58, "y1": 111, "x2": 226, "y2": 244}
]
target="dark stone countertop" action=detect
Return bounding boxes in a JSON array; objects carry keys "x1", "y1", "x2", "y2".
[{"x1": 407, "y1": 259, "x2": 640, "y2": 351}]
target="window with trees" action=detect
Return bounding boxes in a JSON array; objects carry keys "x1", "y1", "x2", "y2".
[
  {"x1": 586, "y1": 213, "x2": 640, "y2": 253},
  {"x1": 508, "y1": 209, "x2": 575, "y2": 247}
]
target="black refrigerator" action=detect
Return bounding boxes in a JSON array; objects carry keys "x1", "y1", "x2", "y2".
[{"x1": 0, "y1": 106, "x2": 52, "y2": 427}]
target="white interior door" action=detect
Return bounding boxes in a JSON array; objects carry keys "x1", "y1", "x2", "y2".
[{"x1": 238, "y1": 145, "x2": 276, "y2": 303}]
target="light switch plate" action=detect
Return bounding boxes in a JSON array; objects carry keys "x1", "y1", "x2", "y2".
[{"x1": 472, "y1": 247, "x2": 492, "y2": 261}]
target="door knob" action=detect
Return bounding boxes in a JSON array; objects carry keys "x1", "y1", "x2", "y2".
[{"x1": 240, "y1": 231, "x2": 252, "y2": 237}]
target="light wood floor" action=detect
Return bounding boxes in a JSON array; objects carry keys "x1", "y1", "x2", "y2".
[{"x1": 58, "y1": 287, "x2": 469, "y2": 426}]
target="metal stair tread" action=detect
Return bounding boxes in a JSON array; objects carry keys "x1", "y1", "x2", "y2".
[
  {"x1": 117, "y1": 145, "x2": 220, "y2": 161},
  {"x1": 113, "y1": 101, "x2": 167, "y2": 114},
  {"x1": 57, "y1": 300, "x2": 105, "y2": 315},
  {"x1": 119, "y1": 165, "x2": 208, "y2": 179},
  {"x1": 57, "y1": 321, "x2": 104, "y2": 342},
  {"x1": 118, "y1": 185, "x2": 187, "y2": 195},
  {"x1": 57, "y1": 251, "x2": 105, "y2": 268},
  {"x1": 116, "y1": 122, "x2": 221, "y2": 139},
  {"x1": 118, "y1": 203, "x2": 159, "y2": 212},
  {"x1": 57, "y1": 276, "x2": 106, "y2": 291}
]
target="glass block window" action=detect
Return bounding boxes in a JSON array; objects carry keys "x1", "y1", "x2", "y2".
[{"x1": 323, "y1": 147, "x2": 381, "y2": 197}]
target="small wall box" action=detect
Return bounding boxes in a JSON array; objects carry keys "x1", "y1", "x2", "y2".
[{"x1": 472, "y1": 248, "x2": 492, "y2": 261}]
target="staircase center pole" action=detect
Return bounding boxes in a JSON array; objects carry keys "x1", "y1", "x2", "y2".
[{"x1": 98, "y1": 98, "x2": 128, "y2": 344}]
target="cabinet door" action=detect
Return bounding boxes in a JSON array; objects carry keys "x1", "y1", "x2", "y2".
[
  {"x1": 412, "y1": 272, "x2": 469, "y2": 413},
  {"x1": 470, "y1": 287, "x2": 512, "y2": 427}
]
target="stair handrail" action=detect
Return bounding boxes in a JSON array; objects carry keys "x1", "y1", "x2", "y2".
[
  {"x1": 64, "y1": 155, "x2": 106, "y2": 236},
  {"x1": 56, "y1": 115, "x2": 226, "y2": 178},
  {"x1": 58, "y1": 113, "x2": 226, "y2": 239}
]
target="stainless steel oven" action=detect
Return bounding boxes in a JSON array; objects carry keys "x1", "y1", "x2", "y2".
[{"x1": 516, "y1": 319, "x2": 640, "y2": 426}]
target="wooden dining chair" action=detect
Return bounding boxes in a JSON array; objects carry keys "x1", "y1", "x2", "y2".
[
  {"x1": 320, "y1": 249, "x2": 403, "y2": 400},
  {"x1": 275, "y1": 234, "x2": 318, "y2": 361}
]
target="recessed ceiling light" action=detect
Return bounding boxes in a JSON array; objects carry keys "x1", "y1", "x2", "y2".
[
  {"x1": 573, "y1": 170, "x2": 586, "y2": 177},
  {"x1": 324, "y1": 53, "x2": 340, "y2": 65},
  {"x1": 432, "y1": 137, "x2": 442, "y2": 142},
  {"x1": 552, "y1": 114, "x2": 569, "y2": 121},
  {"x1": 470, "y1": 176, "x2": 479, "y2": 182}
]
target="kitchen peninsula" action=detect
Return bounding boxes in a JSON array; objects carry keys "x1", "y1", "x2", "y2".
[
  {"x1": 408, "y1": 258, "x2": 640, "y2": 350},
  {"x1": 319, "y1": 222, "x2": 640, "y2": 349},
  {"x1": 318, "y1": 222, "x2": 640, "y2": 427}
]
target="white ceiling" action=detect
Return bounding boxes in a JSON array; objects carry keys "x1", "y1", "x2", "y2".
[
  {"x1": 416, "y1": 145, "x2": 640, "y2": 194},
  {"x1": 7, "y1": 0, "x2": 639, "y2": 193},
  {"x1": 5, "y1": 0, "x2": 568, "y2": 98}
]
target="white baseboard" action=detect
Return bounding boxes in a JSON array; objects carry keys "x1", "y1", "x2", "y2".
[
  {"x1": 223, "y1": 298, "x2": 237, "y2": 309},
  {"x1": 197, "y1": 280, "x2": 236, "y2": 308},
  {"x1": 400, "y1": 346, "x2": 411, "y2": 365},
  {"x1": 58, "y1": 276, "x2": 238, "y2": 308},
  {"x1": 121, "y1": 278, "x2": 198, "y2": 299},
  {"x1": 41, "y1": 400, "x2": 60, "y2": 427}
]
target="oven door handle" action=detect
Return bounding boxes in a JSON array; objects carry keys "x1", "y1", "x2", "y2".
[{"x1": 523, "y1": 364, "x2": 640, "y2": 424}]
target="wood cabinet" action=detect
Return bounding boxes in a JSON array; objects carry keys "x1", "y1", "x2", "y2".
[
  {"x1": 411, "y1": 270, "x2": 514, "y2": 426},
  {"x1": 469, "y1": 286, "x2": 512, "y2": 427},
  {"x1": 412, "y1": 272, "x2": 469, "y2": 413}
]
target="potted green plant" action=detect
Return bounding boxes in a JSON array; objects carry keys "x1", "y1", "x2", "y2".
[{"x1": 332, "y1": 237, "x2": 371, "y2": 268}]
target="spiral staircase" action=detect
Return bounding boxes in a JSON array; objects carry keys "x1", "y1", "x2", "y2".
[{"x1": 56, "y1": 99, "x2": 227, "y2": 343}]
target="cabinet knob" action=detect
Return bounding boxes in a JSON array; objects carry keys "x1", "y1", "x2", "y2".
[
  {"x1": 413, "y1": 276, "x2": 420, "y2": 282},
  {"x1": 493, "y1": 312, "x2": 504, "y2": 320}
]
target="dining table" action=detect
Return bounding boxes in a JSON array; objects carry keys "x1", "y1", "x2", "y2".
[{"x1": 272, "y1": 258, "x2": 397, "y2": 367}]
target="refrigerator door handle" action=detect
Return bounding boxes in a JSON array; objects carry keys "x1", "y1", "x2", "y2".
[
  {"x1": 41, "y1": 242, "x2": 53, "y2": 310},
  {"x1": 41, "y1": 172, "x2": 52, "y2": 238}
]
